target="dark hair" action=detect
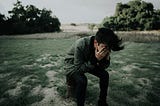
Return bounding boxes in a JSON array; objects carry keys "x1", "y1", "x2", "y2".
[{"x1": 95, "y1": 28, "x2": 124, "y2": 51}]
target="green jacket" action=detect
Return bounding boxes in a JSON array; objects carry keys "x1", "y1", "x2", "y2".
[{"x1": 64, "y1": 36, "x2": 110, "y2": 77}]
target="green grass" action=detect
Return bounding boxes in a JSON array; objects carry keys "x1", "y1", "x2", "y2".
[
  {"x1": 0, "y1": 38, "x2": 75, "y2": 106},
  {"x1": 0, "y1": 37, "x2": 160, "y2": 106}
]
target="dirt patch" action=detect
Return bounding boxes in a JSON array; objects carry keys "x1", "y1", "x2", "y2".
[{"x1": 31, "y1": 71, "x2": 76, "y2": 106}]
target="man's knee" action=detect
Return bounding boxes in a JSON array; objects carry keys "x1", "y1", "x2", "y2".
[
  {"x1": 75, "y1": 75, "x2": 87, "y2": 87},
  {"x1": 67, "y1": 73, "x2": 87, "y2": 87}
]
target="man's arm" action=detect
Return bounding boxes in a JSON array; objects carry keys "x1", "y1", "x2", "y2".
[
  {"x1": 73, "y1": 40, "x2": 95, "y2": 74},
  {"x1": 98, "y1": 56, "x2": 110, "y2": 69}
]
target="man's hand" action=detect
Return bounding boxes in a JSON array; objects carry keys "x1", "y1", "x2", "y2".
[{"x1": 95, "y1": 47, "x2": 110, "y2": 61}]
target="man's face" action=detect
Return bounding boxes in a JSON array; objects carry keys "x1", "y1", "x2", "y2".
[
  {"x1": 94, "y1": 40, "x2": 110, "y2": 51},
  {"x1": 94, "y1": 40, "x2": 110, "y2": 60},
  {"x1": 97, "y1": 43, "x2": 108, "y2": 51}
]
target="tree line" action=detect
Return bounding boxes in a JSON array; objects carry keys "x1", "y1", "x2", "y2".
[
  {"x1": 1, "y1": 0, "x2": 160, "y2": 35},
  {"x1": 0, "y1": 0, "x2": 61, "y2": 35},
  {"x1": 101, "y1": 0, "x2": 160, "y2": 31}
]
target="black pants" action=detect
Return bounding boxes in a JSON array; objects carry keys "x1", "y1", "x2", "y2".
[{"x1": 71, "y1": 68, "x2": 109, "y2": 106}]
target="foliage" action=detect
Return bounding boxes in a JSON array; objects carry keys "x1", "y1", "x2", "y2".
[
  {"x1": 101, "y1": 0, "x2": 160, "y2": 31},
  {"x1": 0, "y1": 13, "x2": 7, "y2": 35},
  {"x1": 0, "y1": 0, "x2": 61, "y2": 35}
]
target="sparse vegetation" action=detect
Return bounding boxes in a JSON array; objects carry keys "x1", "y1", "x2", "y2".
[
  {"x1": 115, "y1": 31, "x2": 160, "y2": 42},
  {"x1": 88, "y1": 23, "x2": 96, "y2": 31},
  {"x1": 70, "y1": 23, "x2": 77, "y2": 26}
]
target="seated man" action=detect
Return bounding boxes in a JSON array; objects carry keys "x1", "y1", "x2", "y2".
[{"x1": 64, "y1": 28, "x2": 124, "y2": 106}]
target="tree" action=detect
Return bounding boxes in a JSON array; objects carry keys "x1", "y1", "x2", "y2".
[
  {"x1": 0, "y1": 13, "x2": 6, "y2": 35},
  {"x1": 8, "y1": 0, "x2": 26, "y2": 22},
  {"x1": 101, "y1": 0, "x2": 160, "y2": 31},
  {"x1": 37, "y1": 8, "x2": 60, "y2": 32},
  {"x1": 0, "y1": 0, "x2": 61, "y2": 35}
]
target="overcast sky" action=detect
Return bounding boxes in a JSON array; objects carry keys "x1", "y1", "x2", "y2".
[{"x1": 0, "y1": 0, "x2": 159, "y2": 24}]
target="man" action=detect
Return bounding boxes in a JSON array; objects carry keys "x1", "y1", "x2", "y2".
[{"x1": 64, "y1": 28, "x2": 124, "y2": 106}]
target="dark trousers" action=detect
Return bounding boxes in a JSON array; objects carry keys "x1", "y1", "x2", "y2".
[{"x1": 71, "y1": 68, "x2": 109, "y2": 106}]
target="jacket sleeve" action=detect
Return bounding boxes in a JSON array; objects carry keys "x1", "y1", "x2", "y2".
[
  {"x1": 73, "y1": 40, "x2": 95, "y2": 74},
  {"x1": 98, "y1": 56, "x2": 110, "y2": 70}
]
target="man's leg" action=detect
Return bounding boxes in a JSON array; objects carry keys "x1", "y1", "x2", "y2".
[
  {"x1": 66, "y1": 75, "x2": 76, "y2": 98},
  {"x1": 72, "y1": 73, "x2": 87, "y2": 106},
  {"x1": 88, "y1": 68, "x2": 109, "y2": 105}
]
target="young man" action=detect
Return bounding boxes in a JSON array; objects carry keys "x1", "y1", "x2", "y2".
[{"x1": 64, "y1": 28, "x2": 124, "y2": 106}]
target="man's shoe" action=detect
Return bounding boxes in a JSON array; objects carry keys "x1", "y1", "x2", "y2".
[
  {"x1": 98, "y1": 99, "x2": 108, "y2": 106},
  {"x1": 66, "y1": 84, "x2": 76, "y2": 98},
  {"x1": 66, "y1": 85, "x2": 72, "y2": 98}
]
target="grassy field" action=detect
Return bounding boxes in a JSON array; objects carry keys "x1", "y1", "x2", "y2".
[{"x1": 0, "y1": 34, "x2": 160, "y2": 106}]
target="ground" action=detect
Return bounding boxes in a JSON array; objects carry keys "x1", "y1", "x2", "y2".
[{"x1": 0, "y1": 27, "x2": 160, "y2": 106}]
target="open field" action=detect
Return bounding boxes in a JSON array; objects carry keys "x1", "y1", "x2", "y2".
[
  {"x1": 0, "y1": 32, "x2": 160, "y2": 106},
  {"x1": 1, "y1": 30, "x2": 160, "y2": 42}
]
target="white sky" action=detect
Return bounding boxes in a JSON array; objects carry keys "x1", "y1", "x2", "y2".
[{"x1": 0, "y1": 0, "x2": 159, "y2": 24}]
